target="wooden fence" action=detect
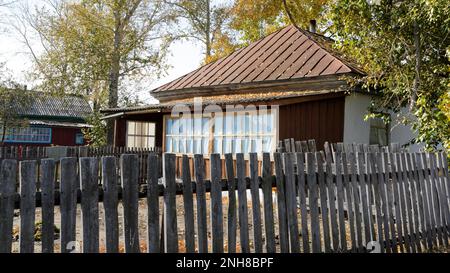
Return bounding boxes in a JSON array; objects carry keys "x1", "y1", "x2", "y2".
[
  {"x1": 277, "y1": 138, "x2": 407, "y2": 155},
  {"x1": 0, "y1": 149, "x2": 449, "y2": 253},
  {"x1": 0, "y1": 145, "x2": 162, "y2": 160},
  {"x1": 0, "y1": 146, "x2": 47, "y2": 160},
  {"x1": 0, "y1": 146, "x2": 162, "y2": 186}
]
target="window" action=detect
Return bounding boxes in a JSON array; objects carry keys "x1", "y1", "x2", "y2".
[
  {"x1": 165, "y1": 116, "x2": 210, "y2": 154},
  {"x1": 369, "y1": 117, "x2": 389, "y2": 146},
  {"x1": 213, "y1": 111, "x2": 275, "y2": 154},
  {"x1": 126, "y1": 121, "x2": 156, "y2": 149},
  {"x1": 75, "y1": 133, "x2": 84, "y2": 145},
  {"x1": 0, "y1": 127, "x2": 52, "y2": 144},
  {"x1": 165, "y1": 109, "x2": 277, "y2": 154}
]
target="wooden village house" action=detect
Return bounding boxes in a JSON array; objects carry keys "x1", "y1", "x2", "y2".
[
  {"x1": 2, "y1": 92, "x2": 92, "y2": 147},
  {"x1": 101, "y1": 25, "x2": 421, "y2": 154}
]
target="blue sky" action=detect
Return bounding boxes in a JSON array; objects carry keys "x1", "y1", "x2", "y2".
[{"x1": 0, "y1": 0, "x2": 205, "y2": 104}]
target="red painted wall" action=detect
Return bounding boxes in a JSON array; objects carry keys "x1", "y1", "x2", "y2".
[{"x1": 51, "y1": 127, "x2": 84, "y2": 146}]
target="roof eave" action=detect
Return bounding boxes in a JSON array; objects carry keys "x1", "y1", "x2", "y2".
[{"x1": 151, "y1": 73, "x2": 358, "y2": 102}]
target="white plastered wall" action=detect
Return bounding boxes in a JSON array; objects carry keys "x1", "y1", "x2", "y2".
[
  {"x1": 389, "y1": 108, "x2": 424, "y2": 152},
  {"x1": 343, "y1": 93, "x2": 371, "y2": 144},
  {"x1": 343, "y1": 92, "x2": 424, "y2": 151}
]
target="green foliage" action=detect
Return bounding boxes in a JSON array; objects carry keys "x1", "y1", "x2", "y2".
[
  {"x1": 0, "y1": 63, "x2": 32, "y2": 144},
  {"x1": 230, "y1": 0, "x2": 330, "y2": 44},
  {"x1": 82, "y1": 111, "x2": 107, "y2": 147},
  {"x1": 327, "y1": 0, "x2": 450, "y2": 152}
]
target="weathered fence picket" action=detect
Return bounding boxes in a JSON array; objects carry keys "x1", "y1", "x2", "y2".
[
  {"x1": 357, "y1": 152, "x2": 373, "y2": 248},
  {"x1": 342, "y1": 152, "x2": 356, "y2": 252},
  {"x1": 19, "y1": 161, "x2": 37, "y2": 253},
  {"x1": 181, "y1": 155, "x2": 194, "y2": 253},
  {"x1": 396, "y1": 153, "x2": 412, "y2": 252},
  {"x1": 306, "y1": 152, "x2": 321, "y2": 253},
  {"x1": 383, "y1": 153, "x2": 397, "y2": 253},
  {"x1": 102, "y1": 157, "x2": 119, "y2": 253},
  {"x1": 210, "y1": 154, "x2": 223, "y2": 253},
  {"x1": 283, "y1": 153, "x2": 300, "y2": 253},
  {"x1": 163, "y1": 154, "x2": 178, "y2": 253},
  {"x1": 224, "y1": 153, "x2": 237, "y2": 253},
  {"x1": 194, "y1": 154, "x2": 208, "y2": 253},
  {"x1": 296, "y1": 152, "x2": 310, "y2": 253},
  {"x1": 316, "y1": 152, "x2": 330, "y2": 252},
  {"x1": 335, "y1": 151, "x2": 347, "y2": 251},
  {"x1": 60, "y1": 158, "x2": 77, "y2": 253},
  {"x1": 0, "y1": 160, "x2": 16, "y2": 253},
  {"x1": 121, "y1": 154, "x2": 140, "y2": 253},
  {"x1": 249, "y1": 153, "x2": 263, "y2": 253},
  {"x1": 375, "y1": 152, "x2": 391, "y2": 253},
  {"x1": 40, "y1": 159, "x2": 55, "y2": 253},
  {"x1": 80, "y1": 158, "x2": 99, "y2": 253},
  {"x1": 273, "y1": 153, "x2": 289, "y2": 253},
  {"x1": 262, "y1": 153, "x2": 275, "y2": 253}
]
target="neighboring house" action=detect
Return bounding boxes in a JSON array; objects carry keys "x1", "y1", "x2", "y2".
[
  {"x1": 1, "y1": 92, "x2": 92, "y2": 146},
  {"x1": 102, "y1": 25, "x2": 421, "y2": 153}
]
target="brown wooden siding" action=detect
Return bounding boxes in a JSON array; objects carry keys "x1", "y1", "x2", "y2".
[{"x1": 278, "y1": 96, "x2": 345, "y2": 148}]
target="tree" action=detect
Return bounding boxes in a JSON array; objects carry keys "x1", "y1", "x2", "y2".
[
  {"x1": 165, "y1": 0, "x2": 236, "y2": 63},
  {"x1": 82, "y1": 111, "x2": 107, "y2": 147},
  {"x1": 326, "y1": 0, "x2": 450, "y2": 151},
  {"x1": 0, "y1": 63, "x2": 32, "y2": 145},
  {"x1": 12, "y1": 0, "x2": 173, "y2": 145},
  {"x1": 230, "y1": 0, "x2": 330, "y2": 44}
]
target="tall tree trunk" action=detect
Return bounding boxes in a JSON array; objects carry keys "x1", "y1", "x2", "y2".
[
  {"x1": 205, "y1": 0, "x2": 211, "y2": 58},
  {"x1": 410, "y1": 20, "x2": 420, "y2": 111},
  {"x1": 107, "y1": 25, "x2": 121, "y2": 146}
]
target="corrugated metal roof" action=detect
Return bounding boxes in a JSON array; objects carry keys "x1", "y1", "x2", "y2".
[
  {"x1": 18, "y1": 92, "x2": 92, "y2": 120},
  {"x1": 152, "y1": 25, "x2": 363, "y2": 95}
]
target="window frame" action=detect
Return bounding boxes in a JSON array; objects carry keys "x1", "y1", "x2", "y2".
[
  {"x1": 0, "y1": 126, "x2": 52, "y2": 144},
  {"x1": 75, "y1": 133, "x2": 84, "y2": 145},
  {"x1": 125, "y1": 121, "x2": 156, "y2": 149},
  {"x1": 163, "y1": 108, "x2": 278, "y2": 155},
  {"x1": 369, "y1": 114, "x2": 390, "y2": 146}
]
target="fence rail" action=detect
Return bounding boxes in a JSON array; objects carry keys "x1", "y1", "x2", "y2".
[{"x1": 0, "y1": 148, "x2": 449, "y2": 253}]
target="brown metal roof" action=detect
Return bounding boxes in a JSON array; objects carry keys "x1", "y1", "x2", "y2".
[{"x1": 153, "y1": 25, "x2": 363, "y2": 95}]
